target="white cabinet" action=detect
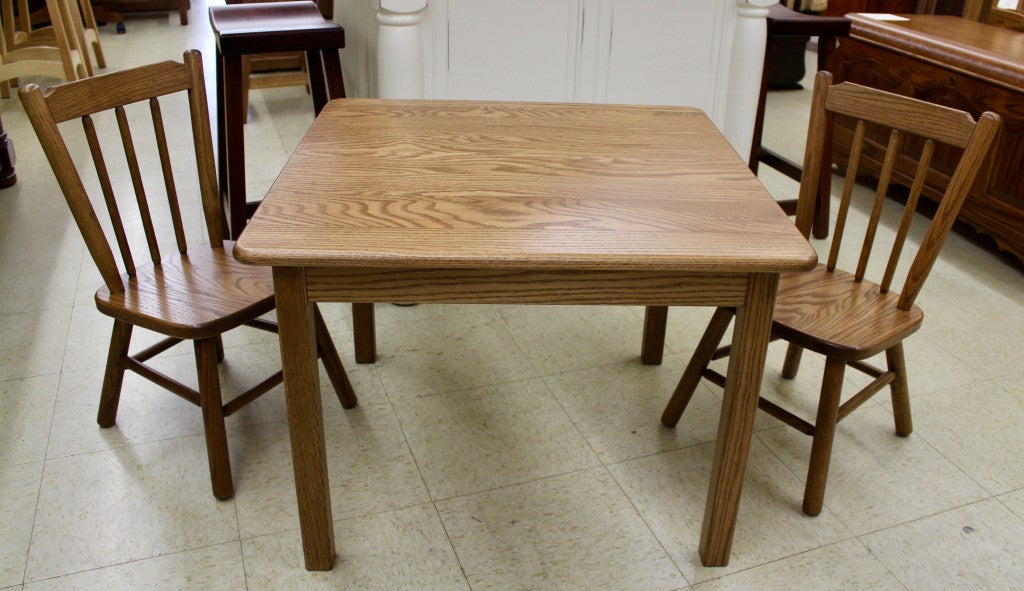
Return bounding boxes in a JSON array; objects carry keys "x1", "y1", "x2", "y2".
[{"x1": 335, "y1": 0, "x2": 773, "y2": 158}]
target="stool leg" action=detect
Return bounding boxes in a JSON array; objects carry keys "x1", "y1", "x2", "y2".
[
  {"x1": 322, "y1": 48, "x2": 346, "y2": 100},
  {"x1": 224, "y1": 54, "x2": 247, "y2": 240},
  {"x1": 305, "y1": 49, "x2": 329, "y2": 116}
]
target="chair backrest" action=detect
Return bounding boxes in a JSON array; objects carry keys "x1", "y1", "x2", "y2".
[
  {"x1": 795, "y1": 71, "x2": 1001, "y2": 310},
  {"x1": 20, "y1": 49, "x2": 223, "y2": 295}
]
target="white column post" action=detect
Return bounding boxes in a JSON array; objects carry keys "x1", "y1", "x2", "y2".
[
  {"x1": 723, "y1": 0, "x2": 775, "y2": 163},
  {"x1": 375, "y1": 0, "x2": 428, "y2": 98}
]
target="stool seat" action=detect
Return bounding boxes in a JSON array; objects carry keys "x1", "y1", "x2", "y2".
[{"x1": 209, "y1": 1, "x2": 345, "y2": 55}]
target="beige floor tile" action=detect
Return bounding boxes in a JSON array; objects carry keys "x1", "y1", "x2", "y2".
[
  {"x1": 0, "y1": 462, "x2": 43, "y2": 588},
  {"x1": 394, "y1": 378, "x2": 600, "y2": 499},
  {"x1": 61, "y1": 304, "x2": 167, "y2": 372},
  {"x1": 857, "y1": 329, "x2": 986, "y2": 399},
  {"x1": 999, "y1": 488, "x2": 1024, "y2": 519},
  {"x1": 230, "y1": 403, "x2": 429, "y2": 538},
  {"x1": 436, "y1": 467, "x2": 686, "y2": 590},
  {"x1": 609, "y1": 440, "x2": 852, "y2": 585},
  {"x1": 242, "y1": 504, "x2": 468, "y2": 590},
  {"x1": 25, "y1": 437, "x2": 239, "y2": 582},
  {"x1": 862, "y1": 499, "x2": 1024, "y2": 591},
  {"x1": 23, "y1": 543, "x2": 247, "y2": 591},
  {"x1": 0, "y1": 375, "x2": 59, "y2": 467},
  {"x1": 0, "y1": 307, "x2": 71, "y2": 381},
  {"x1": 543, "y1": 356, "x2": 723, "y2": 464},
  {"x1": 499, "y1": 305, "x2": 647, "y2": 374},
  {"x1": 913, "y1": 378, "x2": 1024, "y2": 495},
  {"x1": 372, "y1": 310, "x2": 537, "y2": 400},
  {"x1": 692, "y1": 539, "x2": 905, "y2": 591},
  {"x1": 757, "y1": 405, "x2": 988, "y2": 535},
  {"x1": 0, "y1": 255, "x2": 81, "y2": 315}
]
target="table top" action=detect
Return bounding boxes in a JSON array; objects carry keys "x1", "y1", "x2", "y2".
[
  {"x1": 847, "y1": 14, "x2": 1024, "y2": 91},
  {"x1": 234, "y1": 99, "x2": 816, "y2": 274}
]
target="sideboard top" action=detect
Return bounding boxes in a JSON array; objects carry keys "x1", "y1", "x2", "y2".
[{"x1": 848, "y1": 13, "x2": 1024, "y2": 91}]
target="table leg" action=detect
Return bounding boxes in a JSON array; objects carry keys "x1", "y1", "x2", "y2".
[
  {"x1": 224, "y1": 54, "x2": 247, "y2": 240},
  {"x1": 273, "y1": 267, "x2": 336, "y2": 570},
  {"x1": 698, "y1": 272, "x2": 778, "y2": 566},
  {"x1": 351, "y1": 303, "x2": 376, "y2": 364},
  {"x1": 640, "y1": 305, "x2": 668, "y2": 365}
]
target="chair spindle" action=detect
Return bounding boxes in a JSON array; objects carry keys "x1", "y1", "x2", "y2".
[
  {"x1": 83, "y1": 113, "x2": 136, "y2": 278},
  {"x1": 115, "y1": 105, "x2": 162, "y2": 264},
  {"x1": 149, "y1": 97, "x2": 188, "y2": 255},
  {"x1": 881, "y1": 139, "x2": 936, "y2": 292},
  {"x1": 855, "y1": 128, "x2": 904, "y2": 281},
  {"x1": 827, "y1": 119, "x2": 866, "y2": 271}
]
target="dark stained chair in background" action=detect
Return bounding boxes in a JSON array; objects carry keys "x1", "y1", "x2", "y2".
[
  {"x1": 660, "y1": 72, "x2": 1000, "y2": 516},
  {"x1": 20, "y1": 49, "x2": 357, "y2": 500},
  {"x1": 209, "y1": 1, "x2": 376, "y2": 364}
]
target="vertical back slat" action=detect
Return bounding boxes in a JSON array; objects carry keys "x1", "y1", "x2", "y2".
[
  {"x1": 855, "y1": 128, "x2": 904, "y2": 281},
  {"x1": 827, "y1": 119, "x2": 866, "y2": 271},
  {"x1": 150, "y1": 97, "x2": 188, "y2": 254},
  {"x1": 83, "y1": 113, "x2": 136, "y2": 277},
  {"x1": 115, "y1": 105, "x2": 162, "y2": 264},
  {"x1": 881, "y1": 139, "x2": 935, "y2": 292}
]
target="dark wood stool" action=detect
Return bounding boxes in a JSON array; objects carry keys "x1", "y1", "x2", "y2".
[
  {"x1": 209, "y1": 0, "x2": 345, "y2": 241},
  {"x1": 211, "y1": 2, "x2": 377, "y2": 364},
  {"x1": 751, "y1": 4, "x2": 850, "y2": 239}
]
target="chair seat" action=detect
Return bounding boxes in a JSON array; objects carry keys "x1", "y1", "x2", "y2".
[
  {"x1": 95, "y1": 242, "x2": 275, "y2": 340},
  {"x1": 771, "y1": 264, "x2": 924, "y2": 361},
  {"x1": 209, "y1": 1, "x2": 345, "y2": 55}
]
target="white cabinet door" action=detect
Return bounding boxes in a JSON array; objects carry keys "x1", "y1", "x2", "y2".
[
  {"x1": 444, "y1": 0, "x2": 582, "y2": 101},
  {"x1": 604, "y1": 0, "x2": 728, "y2": 111}
]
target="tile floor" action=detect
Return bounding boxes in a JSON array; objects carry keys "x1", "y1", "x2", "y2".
[{"x1": 1, "y1": 6, "x2": 1023, "y2": 590}]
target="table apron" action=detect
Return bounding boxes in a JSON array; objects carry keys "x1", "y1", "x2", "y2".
[{"x1": 303, "y1": 267, "x2": 751, "y2": 306}]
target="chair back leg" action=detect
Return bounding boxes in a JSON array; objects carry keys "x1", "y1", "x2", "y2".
[
  {"x1": 661, "y1": 307, "x2": 734, "y2": 428},
  {"x1": 313, "y1": 305, "x2": 356, "y2": 408},
  {"x1": 781, "y1": 342, "x2": 803, "y2": 379}
]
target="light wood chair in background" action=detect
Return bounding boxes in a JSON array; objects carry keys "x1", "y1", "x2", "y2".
[
  {"x1": 659, "y1": 72, "x2": 1001, "y2": 516},
  {"x1": 20, "y1": 49, "x2": 357, "y2": 500},
  {"x1": 0, "y1": 0, "x2": 86, "y2": 97}
]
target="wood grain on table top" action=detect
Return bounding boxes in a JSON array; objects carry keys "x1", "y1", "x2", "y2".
[
  {"x1": 234, "y1": 100, "x2": 817, "y2": 273},
  {"x1": 847, "y1": 14, "x2": 1024, "y2": 91}
]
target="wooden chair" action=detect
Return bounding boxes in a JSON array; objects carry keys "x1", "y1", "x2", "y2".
[
  {"x1": 660, "y1": 71, "x2": 1001, "y2": 516},
  {"x1": 0, "y1": 0, "x2": 86, "y2": 98},
  {"x1": 19, "y1": 49, "x2": 357, "y2": 500}
]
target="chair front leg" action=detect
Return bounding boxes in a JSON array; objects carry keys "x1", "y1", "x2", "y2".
[
  {"x1": 886, "y1": 343, "x2": 913, "y2": 437},
  {"x1": 195, "y1": 338, "x2": 233, "y2": 500},
  {"x1": 661, "y1": 307, "x2": 734, "y2": 428},
  {"x1": 98, "y1": 319, "x2": 133, "y2": 427},
  {"x1": 803, "y1": 356, "x2": 845, "y2": 516}
]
